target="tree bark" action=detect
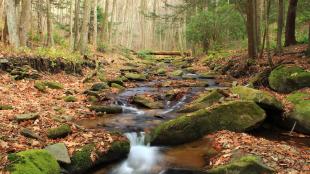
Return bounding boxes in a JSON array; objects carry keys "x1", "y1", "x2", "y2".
[
  {"x1": 285, "y1": 0, "x2": 298, "y2": 46},
  {"x1": 265, "y1": 0, "x2": 273, "y2": 67},
  {"x1": 103, "y1": 0, "x2": 109, "y2": 42},
  {"x1": 19, "y1": 0, "x2": 31, "y2": 47},
  {"x1": 5, "y1": 0, "x2": 20, "y2": 48},
  {"x1": 79, "y1": 0, "x2": 92, "y2": 54},
  {"x1": 109, "y1": 0, "x2": 116, "y2": 44},
  {"x1": 46, "y1": 0, "x2": 54, "y2": 47},
  {"x1": 276, "y1": 0, "x2": 284, "y2": 54},
  {"x1": 246, "y1": 0, "x2": 257, "y2": 59},
  {"x1": 74, "y1": 0, "x2": 81, "y2": 51},
  {"x1": 69, "y1": 0, "x2": 74, "y2": 50},
  {"x1": 93, "y1": 0, "x2": 98, "y2": 48}
]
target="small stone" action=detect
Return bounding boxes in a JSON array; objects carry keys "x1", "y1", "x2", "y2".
[
  {"x1": 90, "y1": 82, "x2": 109, "y2": 91},
  {"x1": 47, "y1": 124, "x2": 72, "y2": 139},
  {"x1": 0, "y1": 105, "x2": 13, "y2": 110},
  {"x1": 45, "y1": 143, "x2": 71, "y2": 164},
  {"x1": 63, "y1": 95, "x2": 77, "y2": 102},
  {"x1": 15, "y1": 113, "x2": 39, "y2": 122},
  {"x1": 21, "y1": 128, "x2": 43, "y2": 140}
]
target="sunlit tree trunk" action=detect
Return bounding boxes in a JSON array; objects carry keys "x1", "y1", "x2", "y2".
[
  {"x1": 246, "y1": 0, "x2": 258, "y2": 59},
  {"x1": 265, "y1": 0, "x2": 273, "y2": 67},
  {"x1": 103, "y1": 0, "x2": 109, "y2": 42},
  {"x1": 37, "y1": 0, "x2": 44, "y2": 42},
  {"x1": 276, "y1": 0, "x2": 284, "y2": 54},
  {"x1": 19, "y1": 0, "x2": 31, "y2": 47},
  {"x1": 139, "y1": 0, "x2": 146, "y2": 49},
  {"x1": 285, "y1": 0, "x2": 298, "y2": 46},
  {"x1": 46, "y1": 0, "x2": 54, "y2": 47},
  {"x1": 69, "y1": 0, "x2": 74, "y2": 50},
  {"x1": 5, "y1": 0, "x2": 20, "y2": 48},
  {"x1": 109, "y1": 0, "x2": 116, "y2": 44},
  {"x1": 79, "y1": 0, "x2": 92, "y2": 54},
  {"x1": 74, "y1": 0, "x2": 80, "y2": 51},
  {"x1": 93, "y1": 0, "x2": 98, "y2": 48}
]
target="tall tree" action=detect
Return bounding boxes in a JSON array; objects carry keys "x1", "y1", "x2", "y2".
[
  {"x1": 19, "y1": 0, "x2": 31, "y2": 47},
  {"x1": 109, "y1": 0, "x2": 116, "y2": 44},
  {"x1": 79, "y1": 0, "x2": 92, "y2": 54},
  {"x1": 93, "y1": 0, "x2": 98, "y2": 48},
  {"x1": 46, "y1": 0, "x2": 54, "y2": 47},
  {"x1": 103, "y1": 0, "x2": 109, "y2": 41},
  {"x1": 276, "y1": 0, "x2": 284, "y2": 53},
  {"x1": 5, "y1": 0, "x2": 20, "y2": 48},
  {"x1": 246, "y1": 0, "x2": 258, "y2": 59},
  {"x1": 285, "y1": 0, "x2": 298, "y2": 46},
  {"x1": 69, "y1": 0, "x2": 74, "y2": 50},
  {"x1": 74, "y1": 0, "x2": 81, "y2": 51},
  {"x1": 265, "y1": 0, "x2": 273, "y2": 67}
]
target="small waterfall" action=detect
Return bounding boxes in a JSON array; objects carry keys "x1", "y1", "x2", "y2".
[
  {"x1": 121, "y1": 105, "x2": 145, "y2": 115},
  {"x1": 111, "y1": 132, "x2": 162, "y2": 174},
  {"x1": 161, "y1": 95, "x2": 187, "y2": 115}
]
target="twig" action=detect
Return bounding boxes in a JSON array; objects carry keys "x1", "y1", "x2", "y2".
[{"x1": 289, "y1": 121, "x2": 297, "y2": 135}]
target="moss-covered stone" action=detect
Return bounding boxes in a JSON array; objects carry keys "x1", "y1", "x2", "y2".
[
  {"x1": 68, "y1": 144, "x2": 95, "y2": 173},
  {"x1": 133, "y1": 94, "x2": 164, "y2": 109},
  {"x1": 47, "y1": 124, "x2": 72, "y2": 139},
  {"x1": 63, "y1": 95, "x2": 77, "y2": 102},
  {"x1": 43, "y1": 81, "x2": 64, "y2": 89},
  {"x1": 283, "y1": 92, "x2": 310, "y2": 134},
  {"x1": 268, "y1": 65, "x2": 310, "y2": 93},
  {"x1": 0, "y1": 105, "x2": 13, "y2": 110},
  {"x1": 108, "y1": 79, "x2": 124, "y2": 86},
  {"x1": 156, "y1": 68, "x2": 166, "y2": 75},
  {"x1": 178, "y1": 90, "x2": 224, "y2": 113},
  {"x1": 207, "y1": 155, "x2": 275, "y2": 174},
  {"x1": 199, "y1": 72, "x2": 218, "y2": 79},
  {"x1": 170, "y1": 70, "x2": 183, "y2": 77},
  {"x1": 151, "y1": 101, "x2": 266, "y2": 145},
  {"x1": 111, "y1": 83, "x2": 125, "y2": 90},
  {"x1": 232, "y1": 86, "x2": 283, "y2": 112},
  {"x1": 89, "y1": 105, "x2": 123, "y2": 114},
  {"x1": 125, "y1": 72, "x2": 147, "y2": 81},
  {"x1": 87, "y1": 96, "x2": 99, "y2": 103},
  {"x1": 7, "y1": 149, "x2": 60, "y2": 174},
  {"x1": 34, "y1": 81, "x2": 46, "y2": 92},
  {"x1": 15, "y1": 113, "x2": 39, "y2": 122},
  {"x1": 90, "y1": 82, "x2": 109, "y2": 91}
]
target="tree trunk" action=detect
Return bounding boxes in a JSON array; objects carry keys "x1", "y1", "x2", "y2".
[
  {"x1": 69, "y1": 0, "x2": 74, "y2": 50},
  {"x1": 5, "y1": 0, "x2": 20, "y2": 48},
  {"x1": 285, "y1": 0, "x2": 298, "y2": 46},
  {"x1": 74, "y1": 0, "x2": 81, "y2": 51},
  {"x1": 246, "y1": 0, "x2": 257, "y2": 59},
  {"x1": 276, "y1": 0, "x2": 284, "y2": 54},
  {"x1": 109, "y1": 0, "x2": 116, "y2": 44},
  {"x1": 93, "y1": 0, "x2": 98, "y2": 48},
  {"x1": 37, "y1": 0, "x2": 44, "y2": 42},
  {"x1": 307, "y1": 23, "x2": 310, "y2": 56},
  {"x1": 46, "y1": 0, "x2": 54, "y2": 47},
  {"x1": 103, "y1": 0, "x2": 109, "y2": 42},
  {"x1": 79, "y1": 0, "x2": 92, "y2": 54},
  {"x1": 19, "y1": 0, "x2": 31, "y2": 47},
  {"x1": 265, "y1": 0, "x2": 273, "y2": 67}
]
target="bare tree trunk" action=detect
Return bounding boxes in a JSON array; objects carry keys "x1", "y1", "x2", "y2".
[
  {"x1": 93, "y1": 0, "x2": 98, "y2": 48},
  {"x1": 265, "y1": 0, "x2": 273, "y2": 67},
  {"x1": 74, "y1": 0, "x2": 81, "y2": 51},
  {"x1": 276, "y1": 0, "x2": 284, "y2": 54},
  {"x1": 139, "y1": 0, "x2": 146, "y2": 49},
  {"x1": 285, "y1": 0, "x2": 298, "y2": 46},
  {"x1": 5, "y1": 0, "x2": 20, "y2": 48},
  {"x1": 246, "y1": 0, "x2": 257, "y2": 59},
  {"x1": 103, "y1": 0, "x2": 109, "y2": 42},
  {"x1": 37, "y1": 0, "x2": 44, "y2": 42},
  {"x1": 69, "y1": 0, "x2": 74, "y2": 50},
  {"x1": 46, "y1": 0, "x2": 54, "y2": 47},
  {"x1": 19, "y1": 0, "x2": 31, "y2": 47},
  {"x1": 79, "y1": 0, "x2": 92, "y2": 54},
  {"x1": 109, "y1": 0, "x2": 116, "y2": 44}
]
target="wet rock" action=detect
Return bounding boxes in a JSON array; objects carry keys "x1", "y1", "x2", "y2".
[
  {"x1": 20, "y1": 128, "x2": 43, "y2": 140},
  {"x1": 15, "y1": 113, "x2": 39, "y2": 122},
  {"x1": 207, "y1": 155, "x2": 275, "y2": 174},
  {"x1": 63, "y1": 95, "x2": 77, "y2": 102},
  {"x1": 125, "y1": 72, "x2": 147, "y2": 81},
  {"x1": 179, "y1": 89, "x2": 224, "y2": 113},
  {"x1": 165, "y1": 89, "x2": 184, "y2": 101},
  {"x1": 170, "y1": 70, "x2": 183, "y2": 77},
  {"x1": 231, "y1": 86, "x2": 283, "y2": 112},
  {"x1": 45, "y1": 143, "x2": 71, "y2": 164},
  {"x1": 7, "y1": 149, "x2": 60, "y2": 174},
  {"x1": 83, "y1": 90, "x2": 100, "y2": 97},
  {"x1": 10, "y1": 65, "x2": 41, "y2": 80},
  {"x1": 111, "y1": 83, "x2": 125, "y2": 90},
  {"x1": 133, "y1": 94, "x2": 164, "y2": 109},
  {"x1": 151, "y1": 101, "x2": 266, "y2": 145},
  {"x1": 90, "y1": 82, "x2": 109, "y2": 91},
  {"x1": 108, "y1": 79, "x2": 124, "y2": 86},
  {"x1": 268, "y1": 65, "x2": 310, "y2": 93},
  {"x1": 161, "y1": 168, "x2": 207, "y2": 174},
  {"x1": 89, "y1": 105, "x2": 123, "y2": 114},
  {"x1": 120, "y1": 66, "x2": 140, "y2": 73},
  {"x1": 0, "y1": 105, "x2": 13, "y2": 110},
  {"x1": 47, "y1": 124, "x2": 72, "y2": 139}
]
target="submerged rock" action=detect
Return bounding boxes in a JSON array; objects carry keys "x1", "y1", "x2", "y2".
[
  {"x1": 45, "y1": 143, "x2": 71, "y2": 164},
  {"x1": 132, "y1": 94, "x2": 164, "y2": 109},
  {"x1": 7, "y1": 149, "x2": 60, "y2": 174},
  {"x1": 151, "y1": 101, "x2": 266, "y2": 145},
  {"x1": 206, "y1": 155, "x2": 274, "y2": 174},
  {"x1": 89, "y1": 105, "x2": 123, "y2": 114},
  {"x1": 268, "y1": 65, "x2": 310, "y2": 93},
  {"x1": 47, "y1": 124, "x2": 72, "y2": 139}
]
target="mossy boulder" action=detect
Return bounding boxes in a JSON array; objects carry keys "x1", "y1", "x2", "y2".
[
  {"x1": 34, "y1": 81, "x2": 47, "y2": 92},
  {"x1": 151, "y1": 101, "x2": 266, "y2": 145},
  {"x1": 156, "y1": 68, "x2": 166, "y2": 75},
  {"x1": 170, "y1": 70, "x2": 183, "y2": 77},
  {"x1": 178, "y1": 89, "x2": 224, "y2": 113},
  {"x1": 111, "y1": 83, "x2": 125, "y2": 90},
  {"x1": 7, "y1": 149, "x2": 60, "y2": 174},
  {"x1": 108, "y1": 79, "x2": 124, "y2": 86},
  {"x1": 232, "y1": 86, "x2": 283, "y2": 112},
  {"x1": 207, "y1": 155, "x2": 274, "y2": 174},
  {"x1": 0, "y1": 105, "x2": 13, "y2": 110},
  {"x1": 15, "y1": 113, "x2": 39, "y2": 122},
  {"x1": 47, "y1": 124, "x2": 72, "y2": 139},
  {"x1": 63, "y1": 95, "x2": 77, "y2": 102},
  {"x1": 133, "y1": 94, "x2": 164, "y2": 109},
  {"x1": 90, "y1": 82, "x2": 109, "y2": 91},
  {"x1": 125, "y1": 72, "x2": 147, "y2": 81},
  {"x1": 268, "y1": 65, "x2": 310, "y2": 93},
  {"x1": 199, "y1": 72, "x2": 218, "y2": 79},
  {"x1": 67, "y1": 140, "x2": 130, "y2": 173},
  {"x1": 44, "y1": 81, "x2": 64, "y2": 89},
  {"x1": 283, "y1": 92, "x2": 310, "y2": 134},
  {"x1": 89, "y1": 105, "x2": 123, "y2": 114}
]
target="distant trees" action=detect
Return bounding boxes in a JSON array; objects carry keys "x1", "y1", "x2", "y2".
[{"x1": 276, "y1": 0, "x2": 284, "y2": 54}]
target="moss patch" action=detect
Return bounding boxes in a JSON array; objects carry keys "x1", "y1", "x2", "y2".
[
  {"x1": 63, "y1": 95, "x2": 77, "y2": 102},
  {"x1": 0, "y1": 105, "x2": 13, "y2": 110},
  {"x1": 47, "y1": 124, "x2": 72, "y2": 139},
  {"x1": 89, "y1": 105, "x2": 123, "y2": 114},
  {"x1": 43, "y1": 81, "x2": 64, "y2": 89}
]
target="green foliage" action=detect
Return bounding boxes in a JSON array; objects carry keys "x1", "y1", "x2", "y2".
[
  {"x1": 137, "y1": 50, "x2": 154, "y2": 60},
  {"x1": 33, "y1": 47, "x2": 83, "y2": 63}
]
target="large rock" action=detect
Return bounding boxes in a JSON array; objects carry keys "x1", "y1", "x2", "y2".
[
  {"x1": 151, "y1": 101, "x2": 266, "y2": 145},
  {"x1": 132, "y1": 94, "x2": 164, "y2": 109},
  {"x1": 268, "y1": 65, "x2": 310, "y2": 93},
  {"x1": 45, "y1": 143, "x2": 71, "y2": 164},
  {"x1": 178, "y1": 89, "x2": 224, "y2": 113},
  {"x1": 283, "y1": 92, "x2": 310, "y2": 134},
  {"x1": 89, "y1": 105, "x2": 123, "y2": 114},
  {"x1": 125, "y1": 73, "x2": 147, "y2": 81},
  {"x1": 90, "y1": 82, "x2": 109, "y2": 91},
  {"x1": 7, "y1": 149, "x2": 60, "y2": 174},
  {"x1": 232, "y1": 86, "x2": 283, "y2": 112},
  {"x1": 47, "y1": 124, "x2": 72, "y2": 139},
  {"x1": 207, "y1": 155, "x2": 274, "y2": 174}
]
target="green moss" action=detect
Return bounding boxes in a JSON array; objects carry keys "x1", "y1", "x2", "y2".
[
  {"x1": 89, "y1": 105, "x2": 123, "y2": 114},
  {"x1": 0, "y1": 105, "x2": 13, "y2": 110},
  {"x1": 111, "y1": 83, "x2": 125, "y2": 90},
  {"x1": 268, "y1": 65, "x2": 310, "y2": 93},
  {"x1": 90, "y1": 82, "x2": 109, "y2": 91},
  {"x1": 207, "y1": 155, "x2": 274, "y2": 174},
  {"x1": 287, "y1": 92, "x2": 309, "y2": 104},
  {"x1": 170, "y1": 70, "x2": 183, "y2": 77},
  {"x1": 156, "y1": 68, "x2": 166, "y2": 75},
  {"x1": 87, "y1": 96, "x2": 99, "y2": 103},
  {"x1": 43, "y1": 81, "x2": 64, "y2": 89},
  {"x1": 34, "y1": 81, "x2": 47, "y2": 92},
  {"x1": 70, "y1": 144, "x2": 95, "y2": 172},
  {"x1": 97, "y1": 140, "x2": 130, "y2": 163},
  {"x1": 7, "y1": 149, "x2": 60, "y2": 174},
  {"x1": 108, "y1": 79, "x2": 124, "y2": 86},
  {"x1": 47, "y1": 124, "x2": 72, "y2": 139},
  {"x1": 151, "y1": 101, "x2": 266, "y2": 145},
  {"x1": 63, "y1": 95, "x2": 77, "y2": 102}
]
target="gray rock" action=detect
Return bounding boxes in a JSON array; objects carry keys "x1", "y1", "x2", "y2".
[
  {"x1": 15, "y1": 113, "x2": 39, "y2": 122},
  {"x1": 45, "y1": 143, "x2": 71, "y2": 164},
  {"x1": 21, "y1": 128, "x2": 43, "y2": 140}
]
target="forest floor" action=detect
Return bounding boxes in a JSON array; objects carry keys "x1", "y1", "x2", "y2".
[{"x1": 0, "y1": 44, "x2": 309, "y2": 173}]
